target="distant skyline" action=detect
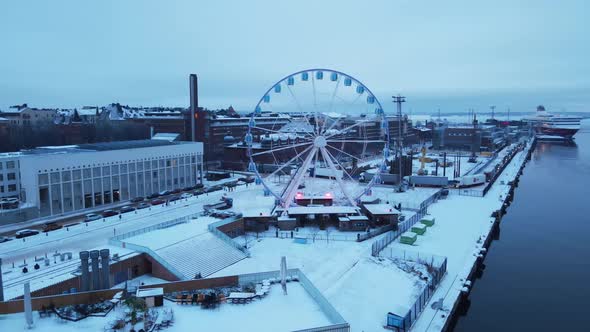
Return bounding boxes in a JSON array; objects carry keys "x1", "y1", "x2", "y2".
[{"x1": 1, "y1": 0, "x2": 588, "y2": 114}]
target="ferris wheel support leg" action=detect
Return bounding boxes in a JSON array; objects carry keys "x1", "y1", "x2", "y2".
[
  {"x1": 281, "y1": 146, "x2": 318, "y2": 208},
  {"x1": 319, "y1": 147, "x2": 358, "y2": 207}
]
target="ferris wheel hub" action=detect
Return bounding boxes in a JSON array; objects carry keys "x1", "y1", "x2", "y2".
[{"x1": 313, "y1": 136, "x2": 327, "y2": 148}]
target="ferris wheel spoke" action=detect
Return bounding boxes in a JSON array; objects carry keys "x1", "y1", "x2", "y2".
[
  {"x1": 281, "y1": 146, "x2": 318, "y2": 207},
  {"x1": 285, "y1": 84, "x2": 316, "y2": 141},
  {"x1": 251, "y1": 141, "x2": 312, "y2": 157},
  {"x1": 322, "y1": 76, "x2": 342, "y2": 134},
  {"x1": 319, "y1": 147, "x2": 356, "y2": 206},
  {"x1": 325, "y1": 144, "x2": 364, "y2": 162},
  {"x1": 311, "y1": 74, "x2": 320, "y2": 136},
  {"x1": 327, "y1": 139, "x2": 386, "y2": 144},
  {"x1": 262, "y1": 144, "x2": 314, "y2": 180},
  {"x1": 324, "y1": 119, "x2": 373, "y2": 140},
  {"x1": 324, "y1": 147, "x2": 356, "y2": 183},
  {"x1": 323, "y1": 114, "x2": 345, "y2": 135},
  {"x1": 309, "y1": 146, "x2": 321, "y2": 204}
]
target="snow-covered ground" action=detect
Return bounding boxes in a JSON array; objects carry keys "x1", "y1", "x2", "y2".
[
  {"x1": 0, "y1": 283, "x2": 331, "y2": 332},
  {"x1": 0, "y1": 138, "x2": 535, "y2": 332},
  {"x1": 210, "y1": 236, "x2": 431, "y2": 331}
]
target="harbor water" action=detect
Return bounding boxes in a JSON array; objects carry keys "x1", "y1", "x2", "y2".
[{"x1": 450, "y1": 119, "x2": 590, "y2": 331}]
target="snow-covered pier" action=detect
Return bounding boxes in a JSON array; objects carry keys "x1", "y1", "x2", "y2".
[{"x1": 406, "y1": 137, "x2": 536, "y2": 331}]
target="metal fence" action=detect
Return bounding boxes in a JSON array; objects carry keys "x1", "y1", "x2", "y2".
[
  {"x1": 208, "y1": 216, "x2": 251, "y2": 257},
  {"x1": 110, "y1": 215, "x2": 193, "y2": 241},
  {"x1": 357, "y1": 224, "x2": 395, "y2": 242},
  {"x1": 237, "y1": 269, "x2": 350, "y2": 332},
  {"x1": 383, "y1": 254, "x2": 448, "y2": 332},
  {"x1": 370, "y1": 190, "x2": 442, "y2": 256},
  {"x1": 253, "y1": 231, "x2": 360, "y2": 242},
  {"x1": 449, "y1": 188, "x2": 484, "y2": 197}
]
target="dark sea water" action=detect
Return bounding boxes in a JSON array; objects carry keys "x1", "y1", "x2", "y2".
[{"x1": 451, "y1": 119, "x2": 590, "y2": 331}]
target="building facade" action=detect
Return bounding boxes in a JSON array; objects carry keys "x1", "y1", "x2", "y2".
[
  {"x1": 0, "y1": 154, "x2": 20, "y2": 199},
  {"x1": 1, "y1": 140, "x2": 203, "y2": 217}
]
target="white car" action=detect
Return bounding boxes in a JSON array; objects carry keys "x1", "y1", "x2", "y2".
[{"x1": 180, "y1": 193, "x2": 193, "y2": 199}]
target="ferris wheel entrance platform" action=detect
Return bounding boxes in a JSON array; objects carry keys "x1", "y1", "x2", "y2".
[{"x1": 276, "y1": 205, "x2": 360, "y2": 217}]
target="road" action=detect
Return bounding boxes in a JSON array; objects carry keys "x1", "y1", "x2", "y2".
[{"x1": 0, "y1": 189, "x2": 232, "y2": 264}]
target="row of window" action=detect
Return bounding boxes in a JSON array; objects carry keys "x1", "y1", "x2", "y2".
[
  {"x1": 0, "y1": 160, "x2": 17, "y2": 170},
  {"x1": 38, "y1": 159, "x2": 198, "y2": 186},
  {"x1": 38, "y1": 155, "x2": 200, "y2": 173},
  {"x1": 0, "y1": 173, "x2": 17, "y2": 182},
  {"x1": 0, "y1": 184, "x2": 17, "y2": 193}
]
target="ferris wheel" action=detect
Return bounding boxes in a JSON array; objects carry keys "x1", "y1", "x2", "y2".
[{"x1": 245, "y1": 69, "x2": 390, "y2": 209}]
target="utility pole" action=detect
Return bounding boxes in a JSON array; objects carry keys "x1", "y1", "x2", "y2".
[
  {"x1": 490, "y1": 105, "x2": 496, "y2": 120},
  {"x1": 392, "y1": 95, "x2": 406, "y2": 192}
]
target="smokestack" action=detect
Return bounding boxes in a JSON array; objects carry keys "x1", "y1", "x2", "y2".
[
  {"x1": 90, "y1": 250, "x2": 100, "y2": 290},
  {"x1": 189, "y1": 74, "x2": 198, "y2": 142},
  {"x1": 79, "y1": 251, "x2": 90, "y2": 292},
  {"x1": 24, "y1": 282, "x2": 33, "y2": 328},
  {"x1": 100, "y1": 249, "x2": 110, "y2": 289},
  {"x1": 0, "y1": 257, "x2": 4, "y2": 302}
]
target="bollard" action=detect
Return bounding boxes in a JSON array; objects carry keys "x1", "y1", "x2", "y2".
[
  {"x1": 86, "y1": 223, "x2": 88, "y2": 227},
  {"x1": 46, "y1": 232, "x2": 48, "y2": 237},
  {"x1": 66, "y1": 227, "x2": 69, "y2": 231}
]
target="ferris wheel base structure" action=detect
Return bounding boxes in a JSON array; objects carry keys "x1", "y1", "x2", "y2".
[{"x1": 245, "y1": 68, "x2": 392, "y2": 211}]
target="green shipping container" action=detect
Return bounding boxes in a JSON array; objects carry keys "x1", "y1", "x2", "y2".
[
  {"x1": 400, "y1": 231, "x2": 417, "y2": 245},
  {"x1": 420, "y1": 217, "x2": 435, "y2": 227},
  {"x1": 411, "y1": 223, "x2": 427, "y2": 235}
]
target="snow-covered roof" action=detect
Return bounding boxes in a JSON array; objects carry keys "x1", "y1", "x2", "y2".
[
  {"x1": 401, "y1": 231, "x2": 417, "y2": 239},
  {"x1": 151, "y1": 133, "x2": 181, "y2": 142},
  {"x1": 363, "y1": 204, "x2": 398, "y2": 215},
  {"x1": 286, "y1": 206, "x2": 358, "y2": 215},
  {"x1": 136, "y1": 287, "x2": 164, "y2": 297}
]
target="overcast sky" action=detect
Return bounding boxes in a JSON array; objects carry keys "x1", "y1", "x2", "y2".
[{"x1": 0, "y1": 0, "x2": 588, "y2": 113}]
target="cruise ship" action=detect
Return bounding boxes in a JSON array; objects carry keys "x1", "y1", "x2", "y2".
[{"x1": 524, "y1": 105, "x2": 582, "y2": 140}]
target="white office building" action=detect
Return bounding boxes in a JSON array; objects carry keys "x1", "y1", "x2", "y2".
[{"x1": 0, "y1": 140, "x2": 203, "y2": 217}]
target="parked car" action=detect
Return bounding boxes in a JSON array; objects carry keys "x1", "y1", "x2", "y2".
[
  {"x1": 168, "y1": 195, "x2": 180, "y2": 202},
  {"x1": 130, "y1": 197, "x2": 144, "y2": 203},
  {"x1": 101, "y1": 210, "x2": 119, "y2": 217},
  {"x1": 238, "y1": 176, "x2": 255, "y2": 184},
  {"x1": 15, "y1": 229, "x2": 39, "y2": 239},
  {"x1": 150, "y1": 199, "x2": 165, "y2": 206},
  {"x1": 171, "y1": 188, "x2": 183, "y2": 194},
  {"x1": 42, "y1": 222, "x2": 63, "y2": 232},
  {"x1": 180, "y1": 192, "x2": 193, "y2": 199},
  {"x1": 0, "y1": 236, "x2": 13, "y2": 243},
  {"x1": 119, "y1": 205, "x2": 136, "y2": 214},
  {"x1": 194, "y1": 183, "x2": 204, "y2": 189},
  {"x1": 158, "y1": 190, "x2": 171, "y2": 196},
  {"x1": 193, "y1": 188, "x2": 205, "y2": 195},
  {"x1": 146, "y1": 193, "x2": 159, "y2": 200},
  {"x1": 182, "y1": 186, "x2": 195, "y2": 192},
  {"x1": 63, "y1": 222, "x2": 80, "y2": 228},
  {"x1": 0, "y1": 197, "x2": 19, "y2": 209},
  {"x1": 84, "y1": 213, "x2": 102, "y2": 222},
  {"x1": 205, "y1": 186, "x2": 222, "y2": 193},
  {"x1": 137, "y1": 202, "x2": 151, "y2": 209}
]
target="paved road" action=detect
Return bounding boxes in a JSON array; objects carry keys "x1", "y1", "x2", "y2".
[{"x1": 0, "y1": 189, "x2": 231, "y2": 263}]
